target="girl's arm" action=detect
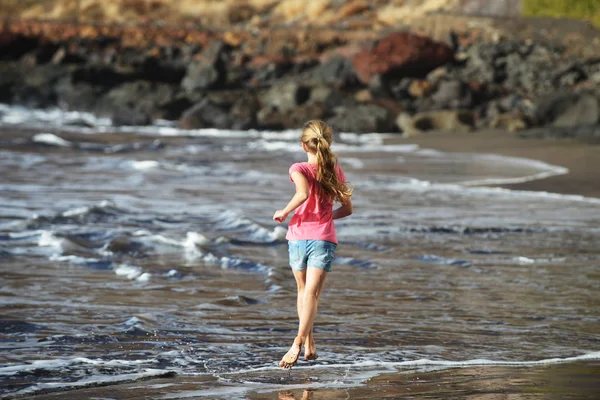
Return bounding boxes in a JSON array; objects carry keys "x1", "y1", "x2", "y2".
[
  {"x1": 273, "y1": 171, "x2": 309, "y2": 223},
  {"x1": 332, "y1": 198, "x2": 353, "y2": 220}
]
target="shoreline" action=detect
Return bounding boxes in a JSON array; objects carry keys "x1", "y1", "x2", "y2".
[{"x1": 389, "y1": 130, "x2": 600, "y2": 199}]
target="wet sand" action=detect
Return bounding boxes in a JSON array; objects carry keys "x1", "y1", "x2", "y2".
[
  {"x1": 249, "y1": 362, "x2": 600, "y2": 399},
  {"x1": 391, "y1": 130, "x2": 600, "y2": 199},
  {"x1": 24, "y1": 361, "x2": 600, "y2": 399}
]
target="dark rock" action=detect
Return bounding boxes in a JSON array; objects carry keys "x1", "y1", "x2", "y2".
[
  {"x1": 181, "y1": 41, "x2": 229, "y2": 93},
  {"x1": 95, "y1": 80, "x2": 178, "y2": 125},
  {"x1": 390, "y1": 78, "x2": 414, "y2": 100},
  {"x1": 137, "y1": 56, "x2": 186, "y2": 84},
  {"x1": 257, "y1": 102, "x2": 328, "y2": 130},
  {"x1": 181, "y1": 60, "x2": 226, "y2": 92},
  {"x1": 418, "y1": 79, "x2": 473, "y2": 111},
  {"x1": 368, "y1": 74, "x2": 393, "y2": 98},
  {"x1": 19, "y1": 43, "x2": 61, "y2": 65},
  {"x1": 327, "y1": 103, "x2": 394, "y2": 133},
  {"x1": 111, "y1": 108, "x2": 151, "y2": 126},
  {"x1": 307, "y1": 85, "x2": 350, "y2": 109},
  {"x1": 72, "y1": 65, "x2": 132, "y2": 88},
  {"x1": 226, "y1": 65, "x2": 252, "y2": 88},
  {"x1": 0, "y1": 34, "x2": 40, "y2": 61},
  {"x1": 178, "y1": 90, "x2": 259, "y2": 130},
  {"x1": 259, "y1": 81, "x2": 310, "y2": 112},
  {"x1": 55, "y1": 78, "x2": 101, "y2": 111},
  {"x1": 398, "y1": 110, "x2": 475, "y2": 136},
  {"x1": 0, "y1": 62, "x2": 23, "y2": 103},
  {"x1": 489, "y1": 113, "x2": 528, "y2": 132},
  {"x1": 535, "y1": 91, "x2": 599, "y2": 127},
  {"x1": 178, "y1": 98, "x2": 231, "y2": 129},
  {"x1": 156, "y1": 95, "x2": 194, "y2": 121},
  {"x1": 308, "y1": 55, "x2": 358, "y2": 88},
  {"x1": 256, "y1": 106, "x2": 285, "y2": 130},
  {"x1": 250, "y1": 58, "x2": 295, "y2": 84},
  {"x1": 12, "y1": 64, "x2": 67, "y2": 108},
  {"x1": 352, "y1": 31, "x2": 454, "y2": 85},
  {"x1": 230, "y1": 94, "x2": 260, "y2": 130},
  {"x1": 50, "y1": 46, "x2": 86, "y2": 64},
  {"x1": 553, "y1": 65, "x2": 587, "y2": 87}
]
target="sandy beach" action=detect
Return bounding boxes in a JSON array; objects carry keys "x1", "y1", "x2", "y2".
[{"x1": 393, "y1": 130, "x2": 600, "y2": 199}]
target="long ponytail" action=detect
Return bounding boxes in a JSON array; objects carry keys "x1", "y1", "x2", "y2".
[{"x1": 301, "y1": 120, "x2": 353, "y2": 204}]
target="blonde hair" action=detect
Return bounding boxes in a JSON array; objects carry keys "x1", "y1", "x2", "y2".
[{"x1": 301, "y1": 120, "x2": 353, "y2": 204}]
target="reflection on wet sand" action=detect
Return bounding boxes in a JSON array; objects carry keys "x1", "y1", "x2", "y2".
[{"x1": 249, "y1": 362, "x2": 600, "y2": 399}]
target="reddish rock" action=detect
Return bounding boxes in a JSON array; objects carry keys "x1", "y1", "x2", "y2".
[{"x1": 351, "y1": 31, "x2": 454, "y2": 84}]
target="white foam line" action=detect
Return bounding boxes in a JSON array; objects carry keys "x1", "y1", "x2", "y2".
[
  {"x1": 180, "y1": 351, "x2": 600, "y2": 378},
  {"x1": 13, "y1": 368, "x2": 170, "y2": 397},
  {"x1": 367, "y1": 176, "x2": 600, "y2": 204},
  {"x1": 32, "y1": 133, "x2": 72, "y2": 147},
  {"x1": 162, "y1": 352, "x2": 600, "y2": 399},
  {"x1": 457, "y1": 169, "x2": 568, "y2": 187},
  {"x1": 0, "y1": 357, "x2": 158, "y2": 376}
]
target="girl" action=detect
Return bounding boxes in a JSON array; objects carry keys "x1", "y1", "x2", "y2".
[{"x1": 273, "y1": 119, "x2": 353, "y2": 369}]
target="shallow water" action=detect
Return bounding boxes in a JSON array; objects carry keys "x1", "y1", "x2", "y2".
[{"x1": 1, "y1": 105, "x2": 599, "y2": 399}]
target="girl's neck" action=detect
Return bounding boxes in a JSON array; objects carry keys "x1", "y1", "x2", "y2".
[{"x1": 306, "y1": 152, "x2": 317, "y2": 165}]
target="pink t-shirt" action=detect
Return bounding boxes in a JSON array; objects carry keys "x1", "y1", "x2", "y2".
[{"x1": 286, "y1": 162, "x2": 346, "y2": 244}]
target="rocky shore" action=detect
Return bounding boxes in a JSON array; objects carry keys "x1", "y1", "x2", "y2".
[{"x1": 1, "y1": 18, "x2": 599, "y2": 137}]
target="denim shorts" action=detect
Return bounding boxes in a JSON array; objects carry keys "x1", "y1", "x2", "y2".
[{"x1": 288, "y1": 240, "x2": 337, "y2": 273}]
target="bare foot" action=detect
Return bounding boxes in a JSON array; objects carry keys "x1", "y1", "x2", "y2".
[
  {"x1": 304, "y1": 340, "x2": 318, "y2": 361},
  {"x1": 301, "y1": 390, "x2": 313, "y2": 400},
  {"x1": 279, "y1": 336, "x2": 303, "y2": 369},
  {"x1": 278, "y1": 391, "x2": 295, "y2": 400}
]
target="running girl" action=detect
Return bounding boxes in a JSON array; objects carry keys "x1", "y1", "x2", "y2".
[{"x1": 273, "y1": 119, "x2": 353, "y2": 369}]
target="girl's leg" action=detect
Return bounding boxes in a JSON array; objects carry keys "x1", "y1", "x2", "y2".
[
  {"x1": 280, "y1": 267, "x2": 328, "y2": 368},
  {"x1": 280, "y1": 269, "x2": 307, "y2": 368},
  {"x1": 304, "y1": 267, "x2": 327, "y2": 360}
]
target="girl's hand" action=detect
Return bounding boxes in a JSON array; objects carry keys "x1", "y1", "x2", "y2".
[{"x1": 273, "y1": 210, "x2": 289, "y2": 223}]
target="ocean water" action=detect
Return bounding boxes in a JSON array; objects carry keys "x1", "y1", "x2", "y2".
[{"x1": 1, "y1": 105, "x2": 599, "y2": 399}]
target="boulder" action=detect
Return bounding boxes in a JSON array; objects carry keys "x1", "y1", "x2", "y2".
[
  {"x1": 257, "y1": 103, "x2": 327, "y2": 130},
  {"x1": 368, "y1": 74, "x2": 393, "y2": 98},
  {"x1": 95, "y1": 81, "x2": 178, "y2": 125},
  {"x1": 181, "y1": 41, "x2": 229, "y2": 93},
  {"x1": 181, "y1": 60, "x2": 226, "y2": 93},
  {"x1": 0, "y1": 62, "x2": 23, "y2": 103},
  {"x1": 54, "y1": 77, "x2": 101, "y2": 111},
  {"x1": 137, "y1": 56, "x2": 186, "y2": 84},
  {"x1": 351, "y1": 31, "x2": 454, "y2": 85},
  {"x1": 489, "y1": 113, "x2": 528, "y2": 132},
  {"x1": 535, "y1": 92, "x2": 599, "y2": 128},
  {"x1": 259, "y1": 81, "x2": 310, "y2": 112},
  {"x1": 229, "y1": 94, "x2": 260, "y2": 130},
  {"x1": 307, "y1": 85, "x2": 351, "y2": 109},
  {"x1": 0, "y1": 34, "x2": 40, "y2": 61},
  {"x1": 178, "y1": 98, "x2": 231, "y2": 130},
  {"x1": 72, "y1": 65, "x2": 132, "y2": 88},
  {"x1": 408, "y1": 80, "x2": 433, "y2": 98},
  {"x1": 178, "y1": 91, "x2": 260, "y2": 130},
  {"x1": 418, "y1": 79, "x2": 473, "y2": 111},
  {"x1": 12, "y1": 64, "x2": 68, "y2": 108},
  {"x1": 397, "y1": 110, "x2": 475, "y2": 136},
  {"x1": 308, "y1": 55, "x2": 358, "y2": 88},
  {"x1": 327, "y1": 103, "x2": 394, "y2": 133}
]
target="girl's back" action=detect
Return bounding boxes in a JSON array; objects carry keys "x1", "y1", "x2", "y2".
[{"x1": 286, "y1": 162, "x2": 346, "y2": 243}]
